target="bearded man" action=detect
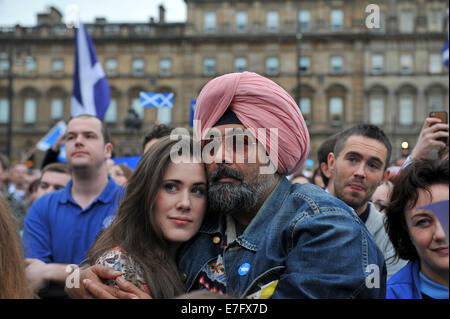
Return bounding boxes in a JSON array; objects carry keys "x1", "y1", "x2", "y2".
[{"x1": 68, "y1": 72, "x2": 386, "y2": 299}]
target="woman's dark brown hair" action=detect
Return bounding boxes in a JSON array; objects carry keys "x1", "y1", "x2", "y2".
[
  {"x1": 384, "y1": 158, "x2": 449, "y2": 262},
  {"x1": 0, "y1": 196, "x2": 34, "y2": 298},
  {"x1": 86, "y1": 135, "x2": 204, "y2": 298}
]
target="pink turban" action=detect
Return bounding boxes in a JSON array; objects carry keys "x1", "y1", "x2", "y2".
[{"x1": 194, "y1": 71, "x2": 310, "y2": 175}]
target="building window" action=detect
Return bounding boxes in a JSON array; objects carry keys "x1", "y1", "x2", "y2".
[
  {"x1": 234, "y1": 57, "x2": 247, "y2": 73},
  {"x1": 331, "y1": 9, "x2": 344, "y2": 30},
  {"x1": 400, "y1": 54, "x2": 413, "y2": 74},
  {"x1": 132, "y1": 58, "x2": 145, "y2": 76},
  {"x1": 203, "y1": 58, "x2": 216, "y2": 75},
  {"x1": 105, "y1": 98, "x2": 117, "y2": 123},
  {"x1": 299, "y1": 57, "x2": 311, "y2": 74},
  {"x1": 104, "y1": 25, "x2": 120, "y2": 35},
  {"x1": 427, "y1": 85, "x2": 446, "y2": 112},
  {"x1": 399, "y1": 96, "x2": 414, "y2": 125},
  {"x1": 330, "y1": 56, "x2": 343, "y2": 74},
  {"x1": 236, "y1": 11, "x2": 247, "y2": 32},
  {"x1": 429, "y1": 95, "x2": 443, "y2": 112},
  {"x1": 204, "y1": 12, "x2": 216, "y2": 32},
  {"x1": 0, "y1": 98, "x2": 9, "y2": 123},
  {"x1": 25, "y1": 57, "x2": 37, "y2": 75},
  {"x1": 134, "y1": 25, "x2": 150, "y2": 35},
  {"x1": 24, "y1": 98, "x2": 37, "y2": 123},
  {"x1": 299, "y1": 10, "x2": 311, "y2": 31},
  {"x1": 51, "y1": 98, "x2": 63, "y2": 119},
  {"x1": 157, "y1": 107, "x2": 171, "y2": 124},
  {"x1": 371, "y1": 55, "x2": 384, "y2": 74},
  {"x1": 399, "y1": 11, "x2": 414, "y2": 33},
  {"x1": 266, "y1": 57, "x2": 279, "y2": 75},
  {"x1": 0, "y1": 59, "x2": 10, "y2": 74},
  {"x1": 329, "y1": 97, "x2": 343, "y2": 125},
  {"x1": 429, "y1": 54, "x2": 442, "y2": 74},
  {"x1": 299, "y1": 97, "x2": 311, "y2": 124},
  {"x1": 52, "y1": 59, "x2": 64, "y2": 74},
  {"x1": 267, "y1": 11, "x2": 279, "y2": 32},
  {"x1": 131, "y1": 98, "x2": 144, "y2": 119},
  {"x1": 160, "y1": 58, "x2": 172, "y2": 76},
  {"x1": 105, "y1": 58, "x2": 117, "y2": 76},
  {"x1": 369, "y1": 97, "x2": 384, "y2": 125},
  {"x1": 428, "y1": 10, "x2": 442, "y2": 32}
]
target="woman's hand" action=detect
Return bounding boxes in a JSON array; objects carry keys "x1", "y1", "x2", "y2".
[
  {"x1": 65, "y1": 264, "x2": 134, "y2": 299},
  {"x1": 115, "y1": 276, "x2": 153, "y2": 299}
]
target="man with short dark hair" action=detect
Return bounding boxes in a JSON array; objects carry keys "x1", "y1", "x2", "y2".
[
  {"x1": 36, "y1": 163, "x2": 72, "y2": 199},
  {"x1": 327, "y1": 124, "x2": 407, "y2": 279},
  {"x1": 142, "y1": 123, "x2": 175, "y2": 153},
  {"x1": 23, "y1": 115, "x2": 123, "y2": 294},
  {"x1": 316, "y1": 133, "x2": 339, "y2": 189}
]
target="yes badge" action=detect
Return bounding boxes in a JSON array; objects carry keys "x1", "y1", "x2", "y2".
[{"x1": 238, "y1": 263, "x2": 251, "y2": 276}]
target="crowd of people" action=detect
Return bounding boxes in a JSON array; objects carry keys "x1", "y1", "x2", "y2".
[{"x1": 0, "y1": 71, "x2": 448, "y2": 300}]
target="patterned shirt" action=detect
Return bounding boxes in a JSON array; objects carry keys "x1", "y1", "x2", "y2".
[
  {"x1": 96, "y1": 246, "x2": 150, "y2": 294},
  {"x1": 194, "y1": 216, "x2": 246, "y2": 295}
]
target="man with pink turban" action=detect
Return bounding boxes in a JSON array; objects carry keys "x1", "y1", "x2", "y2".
[
  {"x1": 194, "y1": 71, "x2": 310, "y2": 175},
  {"x1": 67, "y1": 72, "x2": 386, "y2": 299},
  {"x1": 178, "y1": 72, "x2": 386, "y2": 298}
]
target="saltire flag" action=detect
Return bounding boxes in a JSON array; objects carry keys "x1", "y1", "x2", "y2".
[
  {"x1": 189, "y1": 99, "x2": 196, "y2": 127},
  {"x1": 443, "y1": 8, "x2": 449, "y2": 68},
  {"x1": 140, "y1": 92, "x2": 174, "y2": 108},
  {"x1": 36, "y1": 121, "x2": 67, "y2": 151},
  {"x1": 71, "y1": 22, "x2": 110, "y2": 120}
]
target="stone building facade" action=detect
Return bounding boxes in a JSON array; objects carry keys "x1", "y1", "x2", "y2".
[{"x1": 0, "y1": 0, "x2": 448, "y2": 166}]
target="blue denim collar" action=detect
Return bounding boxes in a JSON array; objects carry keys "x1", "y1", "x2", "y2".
[{"x1": 236, "y1": 176, "x2": 289, "y2": 251}]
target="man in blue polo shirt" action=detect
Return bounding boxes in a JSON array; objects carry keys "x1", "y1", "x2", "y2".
[{"x1": 23, "y1": 115, "x2": 123, "y2": 294}]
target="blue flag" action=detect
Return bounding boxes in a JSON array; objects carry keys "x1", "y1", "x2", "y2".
[
  {"x1": 189, "y1": 99, "x2": 196, "y2": 127},
  {"x1": 71, "y1": 23, "x2": 110, "y2": 120},
  {"x1": 140, "y1": 92, "x2": 174, "y2": 108},
  {"x1": 444, "y1": 8, "x2": 449, "y2": 68},
  {"x1": 36, "y1": 121, "x2": 67, "y2": 151}
]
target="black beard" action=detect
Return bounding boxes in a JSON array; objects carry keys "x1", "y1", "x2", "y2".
[{"x1": 207, "y1": 166, "x2": 258, "y2": 216}]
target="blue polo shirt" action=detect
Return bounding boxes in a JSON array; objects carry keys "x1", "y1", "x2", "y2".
[{"x1": 23, "y1": 177, "x2": 124, "y2": 265}]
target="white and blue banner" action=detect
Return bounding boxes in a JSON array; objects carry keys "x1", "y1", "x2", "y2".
[
  {"x1": 36, "y1": 121, "x2": 67, "y2": 151},
  {"x1": 140, "y1": 92, "x2": 174, "y2": 108},
  {"x1": 443, "y1": 9, "x2": 449, "y2": 68},
  {"x1": 189, "y1": 99, "x2": 196, "y2": 127},
  {"x1": 57, "y1": 145, "x2": 67, "y2": 163},
  {"x1": 71, "y1": 22, "x2": 110, "y2": 120}
]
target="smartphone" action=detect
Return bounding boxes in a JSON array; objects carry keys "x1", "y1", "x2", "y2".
[{"x1": 429, "y1": 111, "x2": 448, "y2": 144}]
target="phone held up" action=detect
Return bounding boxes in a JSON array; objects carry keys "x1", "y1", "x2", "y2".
[{"x1": 429, "y1": 111, "x2": 448, "y2": 144}]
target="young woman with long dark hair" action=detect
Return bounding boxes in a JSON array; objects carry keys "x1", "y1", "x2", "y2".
[{"x1": 85, "y1": 135, "x2": 207, "y2": 298}]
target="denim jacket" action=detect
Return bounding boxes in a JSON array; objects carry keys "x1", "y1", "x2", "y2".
[{"x1": 177, "y1": 177, "x2": 387, "y2": 298}]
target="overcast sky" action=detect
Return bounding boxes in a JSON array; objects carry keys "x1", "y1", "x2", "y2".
[{"x1": 0, "y1": 0, "x2": 187, "y2": 26}]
